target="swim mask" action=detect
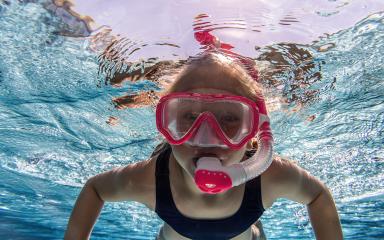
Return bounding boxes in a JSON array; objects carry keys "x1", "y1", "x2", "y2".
[{"x1": 156, "y1": 92, "x2": 264, "y2": 149}]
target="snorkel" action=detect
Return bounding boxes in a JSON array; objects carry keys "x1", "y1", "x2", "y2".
[
  {"x1": 192, "y1": 31, "x2": 274, "y2": 194},
  {"x1": 155, "y1": 30, "x2": 274, "y2": 194}
]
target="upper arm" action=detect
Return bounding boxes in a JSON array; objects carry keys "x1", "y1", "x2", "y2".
[
  {"x1": 263, "y1": 156, "x2": 325, "y2": 206},
  {"x1": 87, "y1": 158, "x2": 155, "y2": 203}
]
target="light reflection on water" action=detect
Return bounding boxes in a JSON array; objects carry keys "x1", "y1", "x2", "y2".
[{"x1": 0, "y1": 0, "x2": 383, "y2": 239}]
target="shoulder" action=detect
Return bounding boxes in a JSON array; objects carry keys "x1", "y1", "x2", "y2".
[
  {"x1": 121, "y1": 156, "x2": 158, "y2": 207},
  {"x1": 89, "y1": 155, "x2": 157, "y2": 208},
  {"x1": 263, "y1": 155, "x2": 300, "y2": 179},
  {"x1": 121, "y1": 156, "x2": 157, "y2": 191},
  {"x1": 260, "y1": 156, "x2": 293, "y2": 209},
  {"x1": 261, "y1": 155, "x2": 324, "y2": 208}
]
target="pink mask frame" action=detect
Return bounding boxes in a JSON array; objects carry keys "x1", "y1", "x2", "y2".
[{"x1": 156, "y1": 92, "x2": 266, "y2": 150}]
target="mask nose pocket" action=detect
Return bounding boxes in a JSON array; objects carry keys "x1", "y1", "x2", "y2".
[{"x1": 188, "y1": 120, "x2": 225, "y2": 147}]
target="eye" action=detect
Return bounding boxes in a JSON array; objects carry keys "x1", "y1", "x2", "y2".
[
  {"x1": 221, "y1": 114, "x2": 239, "y2": 123},
  {"x1": 183, "y1": 112, "x2": 199, "y2": 121}
]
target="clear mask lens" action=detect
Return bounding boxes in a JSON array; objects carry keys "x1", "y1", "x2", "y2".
[{"x1": 162, "y1": 96, "x2": 255, "y2": 146}]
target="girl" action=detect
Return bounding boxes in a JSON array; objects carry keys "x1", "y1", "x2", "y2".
[{"x1": 64, "y1": 51, "x2": 343, "y2": 240}]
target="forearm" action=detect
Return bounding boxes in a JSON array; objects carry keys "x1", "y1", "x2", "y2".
[
  {"x1": 64, "y1": 180, "x2": 105, "y2": 240},
  {"x1": 307, "y1": 187, "x2": 343, "y2": 240}
]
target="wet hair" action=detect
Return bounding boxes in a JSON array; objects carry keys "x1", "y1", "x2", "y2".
[{"x1": 164, "y1": 51, "x2": 264, "y2": 103}]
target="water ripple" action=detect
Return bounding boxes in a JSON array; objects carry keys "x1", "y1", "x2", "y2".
[{"x1": 0, "y1": 1, "x2": 383, "y2": 239}]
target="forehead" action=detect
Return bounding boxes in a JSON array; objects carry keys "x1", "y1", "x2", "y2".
[
  {"x1": 174, "y1": 64, "x2": 243, "y2": 94},
  {"x1": 186, "y1": 88, "x2": 235, "y2": 95}
]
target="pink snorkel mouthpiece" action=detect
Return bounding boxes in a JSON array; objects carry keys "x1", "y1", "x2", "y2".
[
  {"x1": 194, "y1": 157, "x2": 234, "y2": 194},
  {"x1": 194, "y1": 157, "x2": 247, "y2": 194}
]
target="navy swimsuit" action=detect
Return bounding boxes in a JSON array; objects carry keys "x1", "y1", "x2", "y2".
[{"x1": 155, "y1": 145, "x2": 265, "y2": 240}]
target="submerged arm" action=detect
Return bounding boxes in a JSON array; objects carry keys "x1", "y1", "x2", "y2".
[
  {"x1": 307, "y1": 186, "x2": 343, "y2": 240},
  {"x1": 64, "y1": 160, "x2": 153, "y2": 239},
  {"x1": 64, "y1": 179, "x2": 104, "y2": 239},
  {"x1": 266, "y1": 158, "x2": 343, "y2": 240}
]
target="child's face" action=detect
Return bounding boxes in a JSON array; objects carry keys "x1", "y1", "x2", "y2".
[
  {"x1": 167, "y1": 62, "x2": 255, "y2": 178},
  {"x1": 170, "y1": 87, "x2": 250, "y2": 179}
]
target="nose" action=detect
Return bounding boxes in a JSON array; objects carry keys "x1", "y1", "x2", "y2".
[{"x1": 187, "y1": 120, "x2": 227, "y2": 148}]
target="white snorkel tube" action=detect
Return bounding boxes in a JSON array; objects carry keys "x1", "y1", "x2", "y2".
[{"x1": 194, "y1": 110, "x2": 273, "y2": 194}]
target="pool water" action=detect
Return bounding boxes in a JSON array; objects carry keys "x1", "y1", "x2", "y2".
[{"x1": 0, "y1": 1, "x2": 383, "y2": 239}]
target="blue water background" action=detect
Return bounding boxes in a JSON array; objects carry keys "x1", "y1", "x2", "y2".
[{"x1": 0, "y1": 1, "x2": 383, "y2": 239}]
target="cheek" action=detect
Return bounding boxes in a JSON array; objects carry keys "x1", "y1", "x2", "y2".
[
  {"x1": 170, "y1": 144, "x2": 194, "y2": 163},
  {"x1": 170, "y1": 145, "x2": 197, "y2": 175},
  {"x1": 225, "y1": 147, "x2": 247, "y2": 164}
]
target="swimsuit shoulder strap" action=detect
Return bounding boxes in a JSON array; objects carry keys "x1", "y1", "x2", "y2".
[
  {"x1": 155, "y1": 144, "x2": 174, "y2": 214},
  {"x1": 155, "y1": 143, "x2": 171, "y2": 176},
  {"x1": 243, "y1": 174, "x2": 265, "y2": 211}
]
